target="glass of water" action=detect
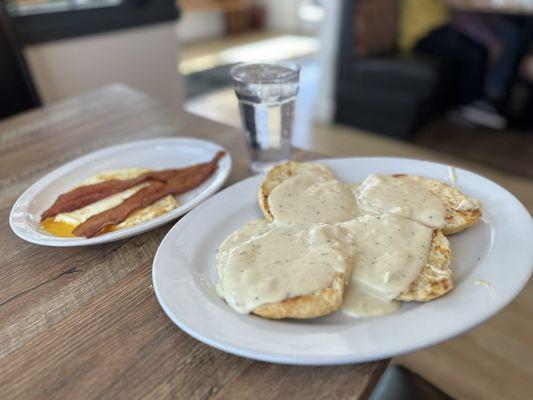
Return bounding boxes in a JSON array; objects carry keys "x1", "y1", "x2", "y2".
[{"x1": 230, "y1": 61, "x2": 300, "y2": 174}]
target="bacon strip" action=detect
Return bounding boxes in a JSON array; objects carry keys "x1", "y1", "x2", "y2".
[
  {"x1": 41, "y1": 151, "x2": 226, "y2": 220},
  {"x1": 41, "y1": 177, "x2": 147, "y2": 220},
  {"x1": 72, "y1": 151, "x2": 225, "y2": 238}
]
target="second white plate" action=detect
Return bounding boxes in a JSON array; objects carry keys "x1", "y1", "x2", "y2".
[
  {"x1": 153, "y1": 157, "x2": 533, "y2": 365},
  {"x1": 10, "y1": 137, "x2": 231, "y2": 246}
]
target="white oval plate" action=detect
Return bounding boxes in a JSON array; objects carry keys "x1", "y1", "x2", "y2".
[
  {"x1": 153, "y1": 157, "x2": 533, "y2": 365},
  {"x1": 10, "y1": 137, "x2": 231, "y2": 246}
]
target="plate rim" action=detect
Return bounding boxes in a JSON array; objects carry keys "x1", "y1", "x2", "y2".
[
  {"x1": 9, "y1": 137, "x2": 232, "y2": 247},
  {"x1": 152, "y1": 156, "x2": 533, "y2": 365}
]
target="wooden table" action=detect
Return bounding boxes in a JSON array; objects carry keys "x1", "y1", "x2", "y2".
[{"x1": 0, "y1": 85, "x2": 387, "y2": 399}]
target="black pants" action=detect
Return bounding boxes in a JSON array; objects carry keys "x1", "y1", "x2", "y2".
[{"x1": 415, "y1": 26, "x2": 488, "y2": 105}]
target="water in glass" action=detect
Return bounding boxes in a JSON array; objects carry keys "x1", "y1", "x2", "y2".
[{"x1": 231, "y1": 62, "x2": 300, "y2": 173}]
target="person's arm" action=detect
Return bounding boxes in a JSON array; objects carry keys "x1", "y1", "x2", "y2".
[{"x1": 451, "y1": 12, "x2": 499, "y2": 47}]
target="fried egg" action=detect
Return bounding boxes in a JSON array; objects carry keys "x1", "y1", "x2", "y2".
[{"x1": 41, "y1": 168, "x2": 178, "y2": 237}]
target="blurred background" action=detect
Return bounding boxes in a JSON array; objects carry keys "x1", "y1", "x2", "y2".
[
  {"x1": 2, "y1": 0, "x2": 533, "y2": 179},
  {"x1": 1, "y1": 0, "x2": 532, "y2": 398}
]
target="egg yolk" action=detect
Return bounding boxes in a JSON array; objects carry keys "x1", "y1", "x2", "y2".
[
  {"x1": 40, "y1": 218, "x2": 77, "y2": 238},
  {"x1": 41, "y1": 218, "x2": 119, "y2": 238}
]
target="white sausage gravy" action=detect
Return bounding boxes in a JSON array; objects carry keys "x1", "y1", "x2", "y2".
[
  {"x1": 356, "y1": 174, "x2": 447, "y2": 229},
  {"x1": 216, "y1": 219, "x2": 356, "y2": 314},
  {"x1": 216, "y1": 168, "x2": 451, "y2": 319},
  {"x1": 340, "y1": 214, "x2": 433, "y2": 317},
  {"x1": 268, "y1": 173, "x2": 358, "y2": 224}
]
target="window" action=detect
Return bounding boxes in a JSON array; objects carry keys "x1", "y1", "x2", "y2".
[
  {"x1": 8, "y1": 0, "x2": 179, "y2": 45},
  {"x1": 7, "y1": 0, "x2": 123, "y2": 16}
]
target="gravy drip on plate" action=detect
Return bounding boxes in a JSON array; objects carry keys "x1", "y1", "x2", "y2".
[
  {"x1": 456, "y1": 198, "x2": 481, "y2": 211},
  {"x1": 356, "y1": 174, "x2": 447, "y2": 229},
  {"x1": 342, "y1": 281, "x2": 401, "y2": 317},
  {"x1": 268, "y1": 173, "x2": 358, "y2": 224},
  {"x1": 340, "y1": 214, "x2": 433, "y2": 317},
  {"x1": 216, "y1": 219, "x2": 356, "y2": 314}
]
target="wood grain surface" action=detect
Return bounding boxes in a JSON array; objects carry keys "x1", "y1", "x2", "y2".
[{"x1": 0, "y1": 85, "x2": 388, "y2": 399}]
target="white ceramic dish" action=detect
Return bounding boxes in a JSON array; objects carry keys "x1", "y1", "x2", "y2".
[
  {"x1": 153, "y1": 157, "x2": 533, "y2": 365},
  {"x1": 10, "y1": 137, "x2": 231, "y2": 246}
]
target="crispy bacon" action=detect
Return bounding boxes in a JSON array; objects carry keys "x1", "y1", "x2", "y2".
[
  {"x1": 72, "y1": 151, "x2": 225, "y2": 238},
  {"x1": 41, "y1": 177, "x2": 147, "y2": 220},
  {"x1": 41, "y1": 151, "x2": 226, "y2": 220}
]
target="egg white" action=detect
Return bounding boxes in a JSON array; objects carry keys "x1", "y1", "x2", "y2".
[{"x1": 43, "y1": 168, "x2": 178, "y2": 236}]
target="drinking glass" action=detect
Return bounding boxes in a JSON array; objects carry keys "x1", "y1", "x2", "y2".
[{"x1": 230, "y1": 61, "x2": 300, "y2": 174}]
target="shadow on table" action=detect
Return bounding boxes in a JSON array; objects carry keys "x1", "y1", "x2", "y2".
[{"x1": 370, "y1": 365, "x2": 453, "y2": 400}]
